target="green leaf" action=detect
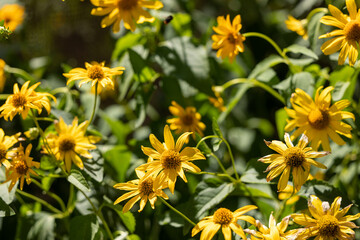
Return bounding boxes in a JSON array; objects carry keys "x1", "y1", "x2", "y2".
[
  {"x1": 240, "y1": 159, "x2": 269, "y2": 184},
  {"x1": 67, "y1": 169, "x2": 90, "y2": 192},
  {"x1": 285, "y1": 44, "x2": 318, "y2": 59},
  {"x1": 248, "y1": 55, "x2": 286, "y2": 79},
  {"x1": 0, "y1": 168, "x2": 17, "y2": 204},
  {"x1": 307, "y1": 11, "x2": 327, "y2": 53},
  {"x1": 195, "y1": 133, "x2": 212, "y2": 156},
  {"x1": 275, "y1": 108, "x2": 288, "y2": 139},
  {"x1": 101, "y1": 114, "x2": 132, "y2": 145},
  {"x1": 69, "y1": 214, "x2": 99, "y2": 240},
  {"x1": 27, "y1": 213, "x2": 55, "y2": 240},
  {"x1": 83, "y1": 150, "x2": 104, "y2": 182},
  {"x1": 112, "y1": 33, "x2": 144, "y2": 61},
  {"x1": 212, "y1": 117, "x2": 223, "y2": 138},
  {"x1": 103, "y1": 145, "x2": 132, "y2": 182},
  {"x1": 102, "y1": 202, "x2": 136, "y2": 233},
  {"x1": 233, "y1": 183, "x2": 273, "y2": 198},
  {"x1": 0, "y1": 197, "x2": 15, "y2": 217},
  {"x1": 329, "y1": 65, "x2": 357, "y2": 101},
  {"x1": 128, "y1": 49, "x2": 156, "y2": 83},
  {"x1": 170, "y1": 13, "x2": 192, "y2": 36}
]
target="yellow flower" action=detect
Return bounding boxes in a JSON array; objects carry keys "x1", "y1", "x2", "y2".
[
  {"x1": 137, "y1": 125, "x2": 205, "y2": 193},
  {"x1": 285, "y1": 15, "x2": 308, "y2": 40},
  {"x1": 259, "y1": 133, "x2": 328, "y2": 192},
  {"x1": 278, "y1": 185, "x2": 300, "y2": 205},
  {"x1": 192, "y1": 205, "x2": 257, "y2": 240},
  {"x1": 63, "y1": 61, "x2": 125, "y2": 94},
  {"x1": 0, "y1": 81, "x2": 55, "y2": 121},
  {"x1": 90, "y1": 0, "x2": 163, "y2": 32},
  {"x1": 166, "y1": 101, "x2": 206, "y2": 139},
  {"x1": 0, "y1": 128, "x2": 20, "y2": 169},
  {"x1": 209, "y1": 88, "x2": 226, "y2": 112},
  {"x1": 0, "y1": 4, "x2": 25, "y2": 31},
  {"x1": 285, "y1": 86, "x2": 355, "y2": 151},
  {"x1": 4, "y1": 144, "x2": 39, "y2": 191},
  {"x1": 291, "y1": 195, "x2": 360, "y2": 239},
  {"x1": 44, "y1": 118, "x2": 100, "y2": 172},
  {"x1": 319, "y1": 0, "x2": 360, "y2": 66},
  {"x1": 0, "y1": 59, "x2": 6, "y2": 92},
  {"x1": 212, "y1": 14, "x2": 246, "y2": 63},
  {"x1": 113, "y1": 169, "x2": 168, "y2": 212}
]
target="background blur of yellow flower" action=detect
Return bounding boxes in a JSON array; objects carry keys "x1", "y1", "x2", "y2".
[
  {"x1": 0, "y1": 59, "x2": 5, "y2": 92},
  {"x1": 209, "y1": 88, "x2": 226, "y2": 112},
  {"x1": 285, "y1": 15, "x2": 308, "y2": 40},
  {"x1": 0, "y1": 4, "x2": 25, "y2": 31}
]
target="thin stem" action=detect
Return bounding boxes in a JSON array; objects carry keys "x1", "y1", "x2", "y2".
[
  {"x1": 196, "y1": 135, "x2": 221, "y2": 149},
  {"x1": 306, "y1": 8, "x2": 328, "y2": 22},
  {"x1": 16, "y1": 189, "x2": 62, "y2": 214},
  {"x1": 4, "y1": 66, "x2": 36, "y2": 82},
  {"x1": 192, "y1": 171, "x2": 237, "y2": 182},
  {"x1": 31, "y1": 179, "x2": 66, "y2": 212},
  {"x1": 35, "y1": 117, "x2": 55, "y2": 122},
  {"x1": 222, "y1": 138, "x2": 240, "y2": 181},
  {"x1": 87, "y1": 82, "x2": 99, "y2": 128},
  {"x1": 159, "y1": 197, "x2": 196, "y2": 226}
]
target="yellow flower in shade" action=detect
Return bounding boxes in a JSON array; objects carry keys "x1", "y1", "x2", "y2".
[
  {"x1": 166, "y1": 101, "x2": 206, "y2": 139},
  {"x1": 191, "y1": 205, "x2": 257, "y2": 240},
  {"x1": 63, "y1": 61, "x2": 125, "y2": 94},
  {"x1": 0, "y1": 4, "x2": 25, "y2": 31},
  {"x1": 209, "y1": 88, "x2": 226, "y2": 112},
  {"x1": 291, "y1": 195, "x2": 360, "y2": 239},
  {"x1": 4, "y1": 144, "x2": 40, "y2": 192},
  {"x1": 259, "y1": 133, "x2": 328, "y2": 192},
  {"x1": 285, "y1": 86, "x2": 355, "y2": 152},
  {"x1": 212, "y1": 14, "x2": 246, "y2": 63},
  {"x1": 285, "y1": 15, "x2": 308, "y2": 40},
  {"x1": 0, "y1": 128, "x2": 20, "y2": 169},
  {"x1": 278, "y1": 185, "x2": 300, "y2": 205},
  {"x1": 319, "y1": 0, "x2": 360, "y2": 66},
  {"x1": 44, "y1": 118, "x2": 100, "y2": 172},
  {"x1": 0, "y1": 81, "x2": 55, "y2": 121},
  {"x1": 90, "y1": 0, "x2": 163, "y2": 32},
  {"x1": 113, "y1": 169, "x2": 168, "y2": 212},
  {"x1": 0, "y1": 59, "x2": 6, "y2": 92},
  {"x1": 137, "y1": 125, "x2": 205, "y2": 193}
]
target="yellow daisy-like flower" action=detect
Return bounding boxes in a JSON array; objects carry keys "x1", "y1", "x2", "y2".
[
  {"x1": 137, "y1": 125, "x2": 205, "y2": 193},
  {"x1": 212, "y1": 14, "x2": 246, "y2": 63},
  {"x1": 285, "y1": 15, "x2": 308, "y2": 40},
  {"x1": 90, "y1": 0, "x2": 163, "y2": 32},
  {"x1": 63, "y1": 61, "x2": 125, "y2": 94},
  {"x1": 209, "y1": 87, "x2": 226, "y2": 112},
  {"x1": 0, "y1": 59, "x2": 6, "y2": 92},
  {"x1": 259, "y1": 133, "x2": 328, "y2": 192},
  {"x1": 44, "y1": 118, "x2": 100, "y2": 172},
  {"x1": 166, "y1": 101, "x2": 206, "y2": 139},
  {"x1": 113, "y1": 169, "x2": 168, "y2": 212},
  {"x1": 319, "y1": 0, "x2": 360, "y2": 66},
  {"x1": 0, "y1": 4, "x2": 25, "y2": 31},
  {"x1": 192, "y1": 205, "x2": 257, "y2": 240},
  {"x1": 285, "y1": 86, "x2": 355, "y2": 152},
  {"x1": 291, "y1": 195, "x2": 360, "y2": 239},
  {"x1": 0, "y1": 81, "x2": 55, "y2": 121},
  {"x1": 0, "y1": 128, "x2": 20, "y2": 169},
  {"x1": 4, "y1": 144, "x2": 40, "y2": 192}
]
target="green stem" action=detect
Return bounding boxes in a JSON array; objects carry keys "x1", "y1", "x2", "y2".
[
  {"x1": 0, "y1": 94, "x2": 10, "y2": 100},
  {"x1": 159, "y1": 197, "x2": 196, "y2": 226},
  {"x1": 35, "y1": 117, "x2": 55, "y2": 122},
  {"x1": 16, "y1": 189, "x2": 62, "y2": 214},
  {"x1": 222, "y1": 138, "x2": 240, "y2": 181},
  {"x1": 31, "y1": 179, "x2": 66, "y2": 212},
  {"x1": 306, "y1": 8, "x2": 328, "y2": 22},
  {"x1": 192, "y1": 171, "x2": 237, "y2": 182},
  {"x1": 4, "y1": 66, "x2": 36, "y2": 82},
  {"x1": 87, "y1": 82, "x2": 99, "y2": 128}
]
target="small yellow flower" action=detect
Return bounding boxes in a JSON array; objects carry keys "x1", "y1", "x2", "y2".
[
  {"x1": 0, "y1": 128, "x2": 20, "y2": 169},
  {"x1": 192, "y1": 205, "x2": 257, "y2": 240},
  {"x1": 291, "y1": 195, "x2": 360, "y2": 239},
  {"x1": 0, "y1": 59, "x2": 6, "y2": 92},
  {"x1": 0, "y1": 4, "x2": 25, "y2": 31},
  {"x1": 285, "y1": 15, "x2": 308, "y2": 40},
  {"x1": 209, "y1": 88, "x2": 226, "y2": 112},
  {"x1": 285, "y1": 86, "x2": 355, "y2": 151},
  {"x1": 259, "y1": 133, "x2": 328, "y2": 192},
  {"x1": 63, "y1": 61, "x2": 125, "y2": 94},
  {"x1": 212, "y1": 14, "x2": 246, "y2": 63},
  {"x1": 90, "y1": 0, "x2": 163, "y2": 32},
  {"x1": 4, "y1": 144, "x2": 40, "y2": 192}
]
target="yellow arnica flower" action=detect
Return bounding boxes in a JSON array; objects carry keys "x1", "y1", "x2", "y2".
[
  {"x1": 167, "y1": 101, "x2": 206, "y2": 139},
  {"x1": 285, "y1": 86, "x2": 355, "y2": 152},
  {"x1": 0, "y1": 128, "x2": 20, "y2": 169},
  {"x1": 113, "y1": 169, "x2": 168, "y2": 212},
  {"x1": 259, "y1": 133, "x2": 328, "y2": 192},
  {"x1": 4, "y1": 144, "x2": 40, "y2": 192},
  {"x1": 0, "y1": 81, "x2": 55, "y2": 121},
  {"x1": 63, "y1": 61, "x2": 125, "y2": 94},
  {"x1": 291, "y1": 195, "x2": 360, "y2": 239},
  {"x1": 192, "y1": 205, "x2": 257, "y2": 240},
  {"x1": 137, "y1": 125, "x2": 205, "y2": 193},
  {"x1": 90, "y1": 0, "x2": 163, "y2": 32},
  {"x1": 44, "y1": 118, "x2": 100, "y2": 172},
  {"x1": 212, "y1": 14, "x2": 246, "y2": 63},
  {"x1": 0, "y1": 4, "x2": 25, "y2": 31},
  {"x1": 0, "y1": 59, "x2": 6, "y2": 92},
  {"x1": 285, "y1": 15, "x2": 308, "y2": 40},
  {"x1": 319, "y1": 0, "x2": 360, "y2": 66}
]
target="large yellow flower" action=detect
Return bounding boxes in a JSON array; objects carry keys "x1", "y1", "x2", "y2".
[
  {"x1": 90, "y1": 0, "x2": 163, "y2": 32},
  {"x1": 44, "y1": 118, "x2": 100, "y2": 172},
  {"x1": 212, "y1": 14, "x2": 246, "y2": 63},
  {"x1": 137, "y1": 125, "x2": 205, "y2": 193},
  {"x1": 192, "y1": 205, "x2": 257, "y2": 240},
  {"x1": 0, "y1": 59, "x2": 6, "y2": 92},
  {"x1": 285, "y1": 86, "x2": 354, "y2": 152},
  {"x1": 0, "y1": 128, "x2": 20, "y2": 169},
  {"x1": 0, "y1": 4, "x2": 25, "y2": 31},
  {"x1": 319, "y1": 0, "x2": 360, "y2": 66},
  {"x1": 291, "y1": 195, "x2": 360, "y2": 239},
  {"x1": 0, "y1": 81, "x2": 55, "y2": 121},
  {"x1": 63, "y1": 61, "x2": 125, "y2": 94},
  {"x1": 259, "y1": 133, "x2": 328, "y2": 192},
  {"x1": 285, "y1": 15, "x2": 308, "y2": 40}
]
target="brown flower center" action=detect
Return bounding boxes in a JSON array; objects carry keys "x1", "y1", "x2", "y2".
[
  {"x1": 88, "y1": 65, "x2": 105, "y2": 80},
  {"x1": 344, "y1": 20, "x2": 360, "y2": 42},
  {"x1": 161, "y1": 150, "x2": 181, "y2": 170},
  {"x1": 227, "y1": 33, "x2": 237, "y2": 44},
  {"x1": 308, "y1": 108, "x2": 329, "y2": 130},
  {"x1": 284, "y1": 147, "x2": 305, "y2": 167},
  {"x1": 318, "y1": 215, "x2": 340, "y2": 237},
  {"x1": 11, "y1": 93, "x2": 27, "y2": 108},
  {"x1": 116, "y1": 0, "x2": 138, "y2": 10},
  {"x1": 14, "y1": 160, "x2": 28, "y2": 175},
  {"x1": 213, "y1": 208, "x2": 233, "y2": 225},
  {"x1": 181, "y1": 114, "x2": 194, "y2": 126},
  {"x1": 0, "y1": 144, "x2": 7, "y2": 160},
  {"x1": 139, "y1": 178, "x2": 154, "y2": 196},
  {"x1": 58, "y1": 136, "x2": 76, "y2": 152}
]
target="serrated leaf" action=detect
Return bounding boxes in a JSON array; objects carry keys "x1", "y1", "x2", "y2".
[
  {"x1": 69, "y1": 214, "x2": 99, "y2": 240},
  {"x1": 67, "y1": 169, "x2": 90, "y2": 192},
  {"x1": 285, "y1": 44, "x2": 318, "y2": 59}
]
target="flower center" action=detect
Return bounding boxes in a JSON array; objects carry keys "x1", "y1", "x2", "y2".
[
  {"x1": 0, "y1": 144, "x2": 7, "y2": 160},
  {"x1": 344, "y1": 20, "x2": 360, "y2": 42},
  {"x1": 116, "y1": 0, "x2": 138, "y2": 10},
  {"x1": 87, "y1": 65, "x2": 105, "y2": 80},
  {"x1": 139, "y1": 178, "x2": 154, "y2": 196},
  {"x1": 11, "y1": 93, "x2": 27, "y2": 108},
  {"x1": 58, "y1": 136, "x2": 76, "y2": 152},
  {"x1": 284, "y1": 147, "x2": 305, "y2": 167},
  {"x1": 318, "y1": 215, "x2": 340, "y2": 237},
  {"x1": 227, "y1": 33, "x2": 237, "y2": 44},
  {"x1": 161, "y1": 150, "x2": 181, "y2": 170},
  {"x1": 181, "y1": 114, "x2": 194, "y2": 126},
  {"x1": 213, "y1": 208, "x2": 233, "y2": 225},
  {"x1": 308, "y1": 108, "x2": 329, "y2": 130},
  {"x1": 14, "y1": 160, "x2": 28, "y2": 175}
]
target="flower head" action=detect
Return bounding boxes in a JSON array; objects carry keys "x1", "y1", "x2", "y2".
[
  {"x1": 285, "y1": 86, "x2": 355, "y2": 151},
  {"x1": 192, "y1": 205, "x2": 257, "y2": 240},
  {"x1": 291, "y1": 195, "x2": 360, "y2": 239},
  {"x1": 209, "y1": 87, "x2": 226, "y2": 112},
  {"x1": 0, "y1": 59, "x2": 6, "y2": 92},
  {"x1": 0, "y1": 128, "x2": 20, "y2": 169},
  {"x1": 0, "y1": 4, "x2": 25, "y2": 31},
  {"x1": 212, "y1": 14, "x2": 246, "y2": 63},
  {"x1": 90, "y1": 0, "x2": 163, "y2": 32},
  {"x1": 285, "y1": 15, "x2": 308, "y2": 40},
  {"x1": 259, "y1": 133, "x2": 328, "y2": 192}
]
